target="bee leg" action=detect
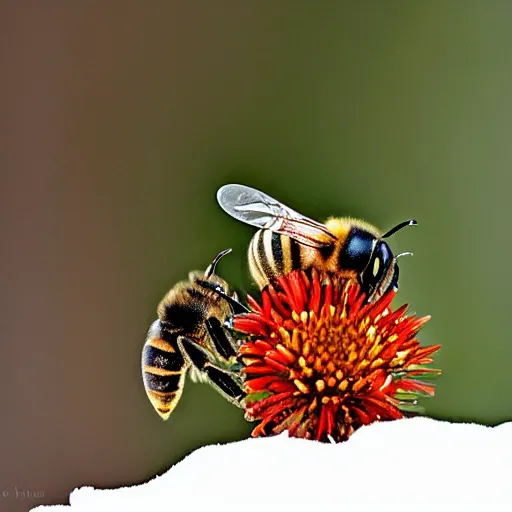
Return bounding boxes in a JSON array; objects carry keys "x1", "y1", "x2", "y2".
[
  {"x1": 203, "y1": 365, "x2": 246, "y2": 407},
  {"x1": 205, "y1": 317, "x2": 237, "y2": 360},
  {"x1": 178, "y1": 336, "x2": 246, "y2": 407}
]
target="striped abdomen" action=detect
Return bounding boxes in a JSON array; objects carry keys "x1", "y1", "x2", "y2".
[
  {"x1": 248, "y1": 230, "x2": 303, "y2": 289},
  {"x1": 141, "y1": 320, "x2": 187, "y2": 420}
]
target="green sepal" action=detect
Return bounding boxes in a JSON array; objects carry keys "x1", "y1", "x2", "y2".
[
  {"x1": 244, "y1": 392, "x2": 272, "y2": 403},
  {"x1": 397, "y1": 403, "x2": 426, "y2": 414},
  {"x1": 394, "y1": 392, "x2": 420, "y2": 401}
]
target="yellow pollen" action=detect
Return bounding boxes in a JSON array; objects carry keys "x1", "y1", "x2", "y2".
[
  {"x1": 336, "y1": 370, "x2": 344, "y2": 380},
  {"x1": 315, "y1": 380, "x2": 326, "y2": 392},
  {"x1": 326, "y1": 361, "x2": 336, "y2": 373},
  {"x1": 278, "y1": 327, "x2": 291, "y2": 345},
  {"x1": 298, "y1": 356, "x2": 307, "y2": 368},
  {"x1": 300, "y1": 311, "x2": 308, "y2": 323},
  {"x1": 276, "y1": 342, "x2": 295, "y2": 360},
  {"x1": 303, "y1": 341, "x2": 311, "y2": 357},
  {"x1": 331, "y1": 396, "x2": 340, "y2": 405},
  {"x1": 309, "y1": 310, "x2": 315, "y2": 320},
  {"x1": 321, "y1": 396, "x2": 331, "y2": 405},
  {"x1": 291, "y1": 329, "x2": 301, "y2": 353},
  {"x1": 327, "y1": 377, "x2": 337, "y2": 387},
  {"x1": 314, "y1": 359, "x2": 323, "y2": 372},
  {"x1": 367, "y1": 325, "x2": 376, "y2": 339},
  {"x1": 288, "y1": 369, "x2": 300, "y2": 380},
  {"x1": 338, "y1": 380, "x2": 348, "y2": 391},
  {"x1": 352, "y1": 378, "x2": 365, "y2": 392},
  {"x1": 303, "y1": 367, "x2": 313, "y2": 378},
  {"x1": 329, "y1": 305, "x2": 336, "y2": 317},
  {"x1": 388, "y1": 334, "x2": 398, "y2": 342},
  {"x1": 355, "y1": 359, "x2": 370, "y2": 372},
  {"x1": 368, "y1": 343, "x2": 383, "y2": 360},
  {"x1": 370, "y1": 357, "x2": 384, "y2": 369},
  {"x1": 294, "y1": 379, "x2": 309, "y2": 394},
  {"x1": 308, "y1": 397, "x2": 318, "y2": 412},
  {"x1": 348, "y1": 351, "x2": 358, "y2": 363},
  {"x1": 242, "y1": 357, "x2": 260, "y2": 366},
  {"x1": 292, "y1": 311, "x2": 300, "y2": 323}
]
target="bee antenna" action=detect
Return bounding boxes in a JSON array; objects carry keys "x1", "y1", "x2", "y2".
[
  {"x1": 196, "y1": 279, "x2": 249, "y2": 314},
  {"x1": 382, "y1": 219, "x2": 417, "y2": 239},
  {"x1": 205, "y1": 248, "x2": 232, "y2": 278},
  {"x1": 396, "y1": 251, "x2": 413, "y2": 259}
]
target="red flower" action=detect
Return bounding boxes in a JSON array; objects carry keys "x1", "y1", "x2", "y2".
[{"x1": 234, "y1": 269, "x2": 441, "y2": 443}]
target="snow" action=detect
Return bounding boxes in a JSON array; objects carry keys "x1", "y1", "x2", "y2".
[{"x1": 32, "y1": 417, "x2": 512, "y2": 512}]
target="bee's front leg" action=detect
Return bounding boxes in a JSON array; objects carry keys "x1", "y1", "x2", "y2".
[
  {"x1": 205, "y1": 317, "x2": 238, "y2": 360},
  {"x1": 178, "y1": 336, "x2": 245, "y2": 407}
]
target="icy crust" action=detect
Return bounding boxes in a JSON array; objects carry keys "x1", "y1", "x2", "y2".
[{"x1": 32, "y1": 417, "x2": 512, "y2": 511}]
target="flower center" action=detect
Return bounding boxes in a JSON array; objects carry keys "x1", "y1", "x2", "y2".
[{"x1": 280, "y1": 303, "x2": 374, "y2": 402}]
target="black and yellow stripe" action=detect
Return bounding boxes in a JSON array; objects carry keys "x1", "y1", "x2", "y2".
[
  {"x1": 141, "y1": 320, "x2": 187, "y2": 420},
  {"x1": 248, "y1": 230, "x2": 303, "y2": 289}
]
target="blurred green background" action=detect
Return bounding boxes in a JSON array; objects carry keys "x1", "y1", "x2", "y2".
[{"x1": 2, "y1": 1, "x2": 512, "y2": 510}]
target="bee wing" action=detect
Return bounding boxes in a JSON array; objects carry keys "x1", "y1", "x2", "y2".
[{"x1": 217, "y1": 184, "x2": 336, "y2": 248}]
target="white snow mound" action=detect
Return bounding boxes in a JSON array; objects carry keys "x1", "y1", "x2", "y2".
[{"x1": 32, "y1": 417, "x2": 512, "y2": 512}]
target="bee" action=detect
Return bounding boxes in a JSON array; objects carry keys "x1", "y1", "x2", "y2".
[
  {"x1": 141, "y1": 249, "x2": 247, "y2": 420},
  {"x1": 217, "y1": 184, "x2": 416, "y2": 303}
]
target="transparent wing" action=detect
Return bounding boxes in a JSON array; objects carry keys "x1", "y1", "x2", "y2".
[{"x1": 216, "y1": 184, "x2": 336, "y2": 248}]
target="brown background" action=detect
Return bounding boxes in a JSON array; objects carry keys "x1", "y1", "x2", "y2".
[{"x1": 2, "y1": 2, "x2": 512, "y2": 511}]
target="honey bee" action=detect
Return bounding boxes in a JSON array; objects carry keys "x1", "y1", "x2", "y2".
[
  {"x1": 141, "y1": 249, "x2": 247, "y2": 420},
  {"x1": 217, "y1": 184, "x2": 416, "y2": 303}
]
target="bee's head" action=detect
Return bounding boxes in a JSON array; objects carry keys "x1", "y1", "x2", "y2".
[
  {"x1": 361, "y1": 219, "x2": 416, "y2": 303},
  {"x1": 193, "y1": 248, "x2": 248, "y2": 315}
]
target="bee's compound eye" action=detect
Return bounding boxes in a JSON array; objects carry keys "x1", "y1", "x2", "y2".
[{"x1": 360, "y1": 241, "x2": 392, "y2": 297}]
